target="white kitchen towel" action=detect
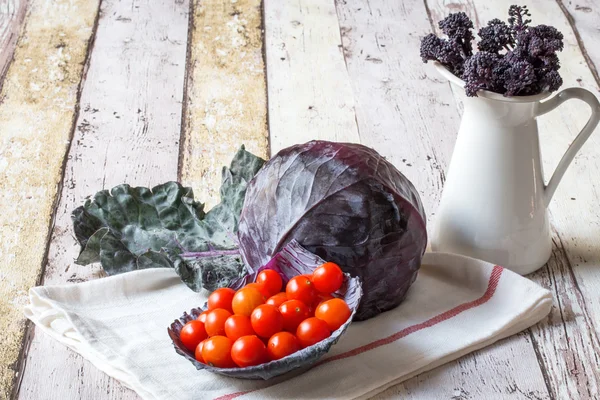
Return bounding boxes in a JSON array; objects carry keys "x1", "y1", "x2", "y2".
[{"x1": 24, "y1": 252, "x2": 552, "y2": 400}]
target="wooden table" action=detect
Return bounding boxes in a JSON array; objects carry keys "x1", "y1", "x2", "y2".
[{"x1": 2, "y1": 0, "x2": 599, "y2": 399}]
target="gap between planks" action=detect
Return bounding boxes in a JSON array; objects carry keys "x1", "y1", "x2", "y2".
[
  {"x1": 16, "y1": 0, "x2": 190, "y2": 398},
  {"x1": 11, "y1": 3, "x2": 104, "y2": 398},
  {"x1": 0, "y1": 0, "x2": 100, "y2": 398},
  {"x1": 178, "y1": 0, "x2": 269, "y2": 207}
]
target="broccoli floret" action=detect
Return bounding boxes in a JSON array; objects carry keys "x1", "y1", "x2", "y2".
[
  {"x1": 438, "y1": 12, "x2": 474, "y2": 58},
  {"x1": 463, "y1": 52, "x2": 502, "y2": 96},
  {"x1": 508, "y1": 5, "x2": 531, "y2": 32},
  {"x1": 478, "y1": 19, "x2": 514, "y2": 54},
  {"x1": 420, "y1": 33, "x2": 466, "y2": 76}
]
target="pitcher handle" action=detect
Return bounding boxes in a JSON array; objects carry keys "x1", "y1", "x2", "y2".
[{"x1": 536, "y1": 87, "x2": 600, "y2": 206}]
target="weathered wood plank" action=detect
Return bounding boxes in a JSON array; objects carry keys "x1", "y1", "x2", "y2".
[
  {"x1": 0, "y1": 0, "x2": 99, "y2": 397},
  {"x1": 179, "y1": 0, "x2": 269, "y2": 207},
  {"x1": 425, "y1": 1, "x2": 600, "y2": 398},
  {"x1": 373, "y1": 333, "x2": 549, "y2": 399},
  {"x1": 332, "y1": 0, "x2": 551, "y2": 397},
  {"x1": 16, "y1": 0, "x2": 190, "y2": 398},
  {"x1": 264, "y1": 0, "x2": 360, "y2": 154},
  {"x1": 556, "y1": 0, "x2": 600, "y2": 85},
  {"x1": 0, "y1": 0, "x2": 27, "y2": 84}
]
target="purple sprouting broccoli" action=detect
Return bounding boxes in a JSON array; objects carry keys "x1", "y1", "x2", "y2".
[
  {"x1": 463, "y1": 52, "x2": 503, "y2": 96},
  {"x1": 477, "y1": 19, "x2": 514, "y2": 54},
  {"x1": 420, "y1": 33, "x2": 467, "y2": 75},
  {"x1": 502, "y1": 59, "x2": 538, "y2": 96},
  {"x1": 420, "y1": 5, "x2": 564, "y2": 97},
  {"x1": 507, "y1": 5, "x2": 532, "y2": 32},
  {"x1": 438, "y1": 12, "x2": 474, "y2": 58},
  {"x1": 420, "y1": 12, "x2": 474, "y2": 75}
]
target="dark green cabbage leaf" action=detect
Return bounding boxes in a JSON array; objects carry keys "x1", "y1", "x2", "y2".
[
  {"x1": 237, "y1": 141, "x2": 427, "y2": 320},
  {"x1": 72, "y1": 146, "x2": 264, "y2": 291}
]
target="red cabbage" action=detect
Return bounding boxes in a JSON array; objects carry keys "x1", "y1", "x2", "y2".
[{"x1": 238, "y1": 141, "x2": 427, "y2": 320}]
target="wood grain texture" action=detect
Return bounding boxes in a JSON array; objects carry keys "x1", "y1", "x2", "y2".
[
  {"x1": 425, "y1": 1, "x2": 600, "y2": 398},
  {"x1": 0, "y1": 0, "x2": 99, "y2": 397},
  {"x1": 556, "y1": 0, "x2": 600, "y2": 85},
  {"x1": 0, "y1": 0, "x2": 27, "y2": 85},
  {"x1": 264, "y1": 0, "x2": 360, "y2": 154},
  {"x1": 333, "y1": 0, "x2": 551, "y2": 398},
  {"x1": 373, "y1": 333, "x2": 549, "y2": 400},
  {"x1": 16, "y1": 0, "x2": 190, "y2": 398},
  {"x1": 179, "y1": 0, "x2": 269, "y2": 208}
]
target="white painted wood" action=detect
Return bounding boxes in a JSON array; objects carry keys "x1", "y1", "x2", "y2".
[
  {"x1": 0, "y1": 0, "x2": 27, "y2": 81},
  {"x1": 332, "y1": 0, "x2": 551, "y2": 397},
  {"x1": 425, "y1": 1, "x2": 600, "y2": 398},
  {"x1": 264, "y1": 0, "x2": 360, "y2": 154},
  {"x1": 16, "y1": 0, "x2": 190, "y2": 398},
  {"x1": 557, "y1": 0, "x2": 600, "y2": 83},
  {"x1": 373, "y1": 333, "x2": 549, "y2": 399}
]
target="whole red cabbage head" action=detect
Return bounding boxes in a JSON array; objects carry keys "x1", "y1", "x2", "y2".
[{"x1": 237, "y1": 141, "x2": 427, "y2": 320}]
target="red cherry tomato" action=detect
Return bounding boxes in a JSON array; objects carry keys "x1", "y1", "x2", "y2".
[
  {"x1": 195, "y1": 340, "x2": 206, "y2": 363},
  {"x1": 256, "y1": 270, "x2": 283, "y2": 297},
  {"x1": 286, "y1": 275, "x2": 317, "y2": 306},
  {"x1": 180, "y1": 320, "x2": 208, "y2": 351},
  {"x1": 251, "y1": 304, "x2": 284, "y2": 338},
  {"x1": 267, "y1": 332, "x2": 301, "y2": 360},
  {"x1": 202, "y1": 336, "x2": 235, "y2": 368},
  {"x1": 224, "y1": 314, "x2": 255, "y2": 341},
  {"x1": 312, "y1": 262, "x2": 344, "y2": 294},
  {"x1": 197, "y1": 311, "x2": 208, "y2": 323},
  {"x1": 232, "y1": 287, "x2": 265, "y2": 317},
  {"x1": 244, "y1": 283, "x2": 271, "y2": 298},
  {"x1": 315, "y1": 298, "x2": 351, "y2": 331},
  {"x1": 231, "y1": 335, "x2": 268, "y2": 367},
  {"x1": 205, "y1": 308, "x2": 232, "y2": 337},
  {"x1": 296, "y1": 317, "x2": 330, "y2": 348},
  {"x1": 207, "y1": 288, "x2": 235, "y2": 312},
  {"x1": 266, "y1": 292, "x2": 288, "y2": 308},
  {"x1": 279, "y1": 299, "x2": 311, "y2": 332}
]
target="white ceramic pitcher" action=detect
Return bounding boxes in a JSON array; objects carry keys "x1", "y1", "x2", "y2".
[{"x1": 431, "y1": 62, "x2": 600, "y2": 275}]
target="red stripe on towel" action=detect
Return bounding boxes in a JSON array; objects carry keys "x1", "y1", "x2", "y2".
[{"x1": 215, "y1": 266, "x2": 504, "y2": 400}]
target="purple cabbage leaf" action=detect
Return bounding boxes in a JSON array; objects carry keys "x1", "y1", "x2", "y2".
[{"x1": 237, "y1": 141, "x2": 427, "y2": 320}]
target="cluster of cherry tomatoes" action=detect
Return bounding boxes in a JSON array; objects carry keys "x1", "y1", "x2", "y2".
[{"x1": 178, "y1": 262, "x2": 351, "y2": 368}]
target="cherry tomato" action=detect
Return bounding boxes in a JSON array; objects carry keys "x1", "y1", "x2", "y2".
[
  {"x1": 232, "y1": 287, "x2": 265, "y2": 316},
  {"x1": 251, "y1": 304, "x2": 283, "y2": 338},
  {"x1": 286, "y1": 275, "x2": 317, "y2": 306},
  {"x1": 202, "y1": 336, "x2": 235, "y2": 368},
  {"x1": 224, "y1": 314, "x2": 255, "y2": 341},
  {"x1": 205, "y1": 308, "x2": 232, "y2": 337},
  {"x1": 231, "y1": 335, "x2": 268, "y2": 367},
  {"x1": 256, "y1": 270, "x2": 283, "y2": 297},
  {"x1": 195, "y1": 340, "x2": 206, "y2": 363},
  {"x1": 315, "y1": 298, "x2": 351, "y2": 331},
  {"x1": 267, "y1": 332, "x2": 301, "y2": 360},
  {"x1": 244, "y1": 283, "x2": 271, "y2": 298},
  {"x1": 296, "y1": 317, "x2": 330, "y2": 348},
  {"x1": 197, "y1": 311, "x2": 208, "y2": 323},
  {"x1": 312, "y1": 262, "x2": 344, "y2": 294},
  {"x1": 208, "y1": 288, "x2": 235, "y2": 312},
  {"x1": 180, "y1": 320, "x2": 208, "y2": 351},
  {"x1": 279, "y1": 299, "x2": 311, "y2": 332},
  {"x1": 266, "y1": 292, "x2": 288, "y2": 308}
]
